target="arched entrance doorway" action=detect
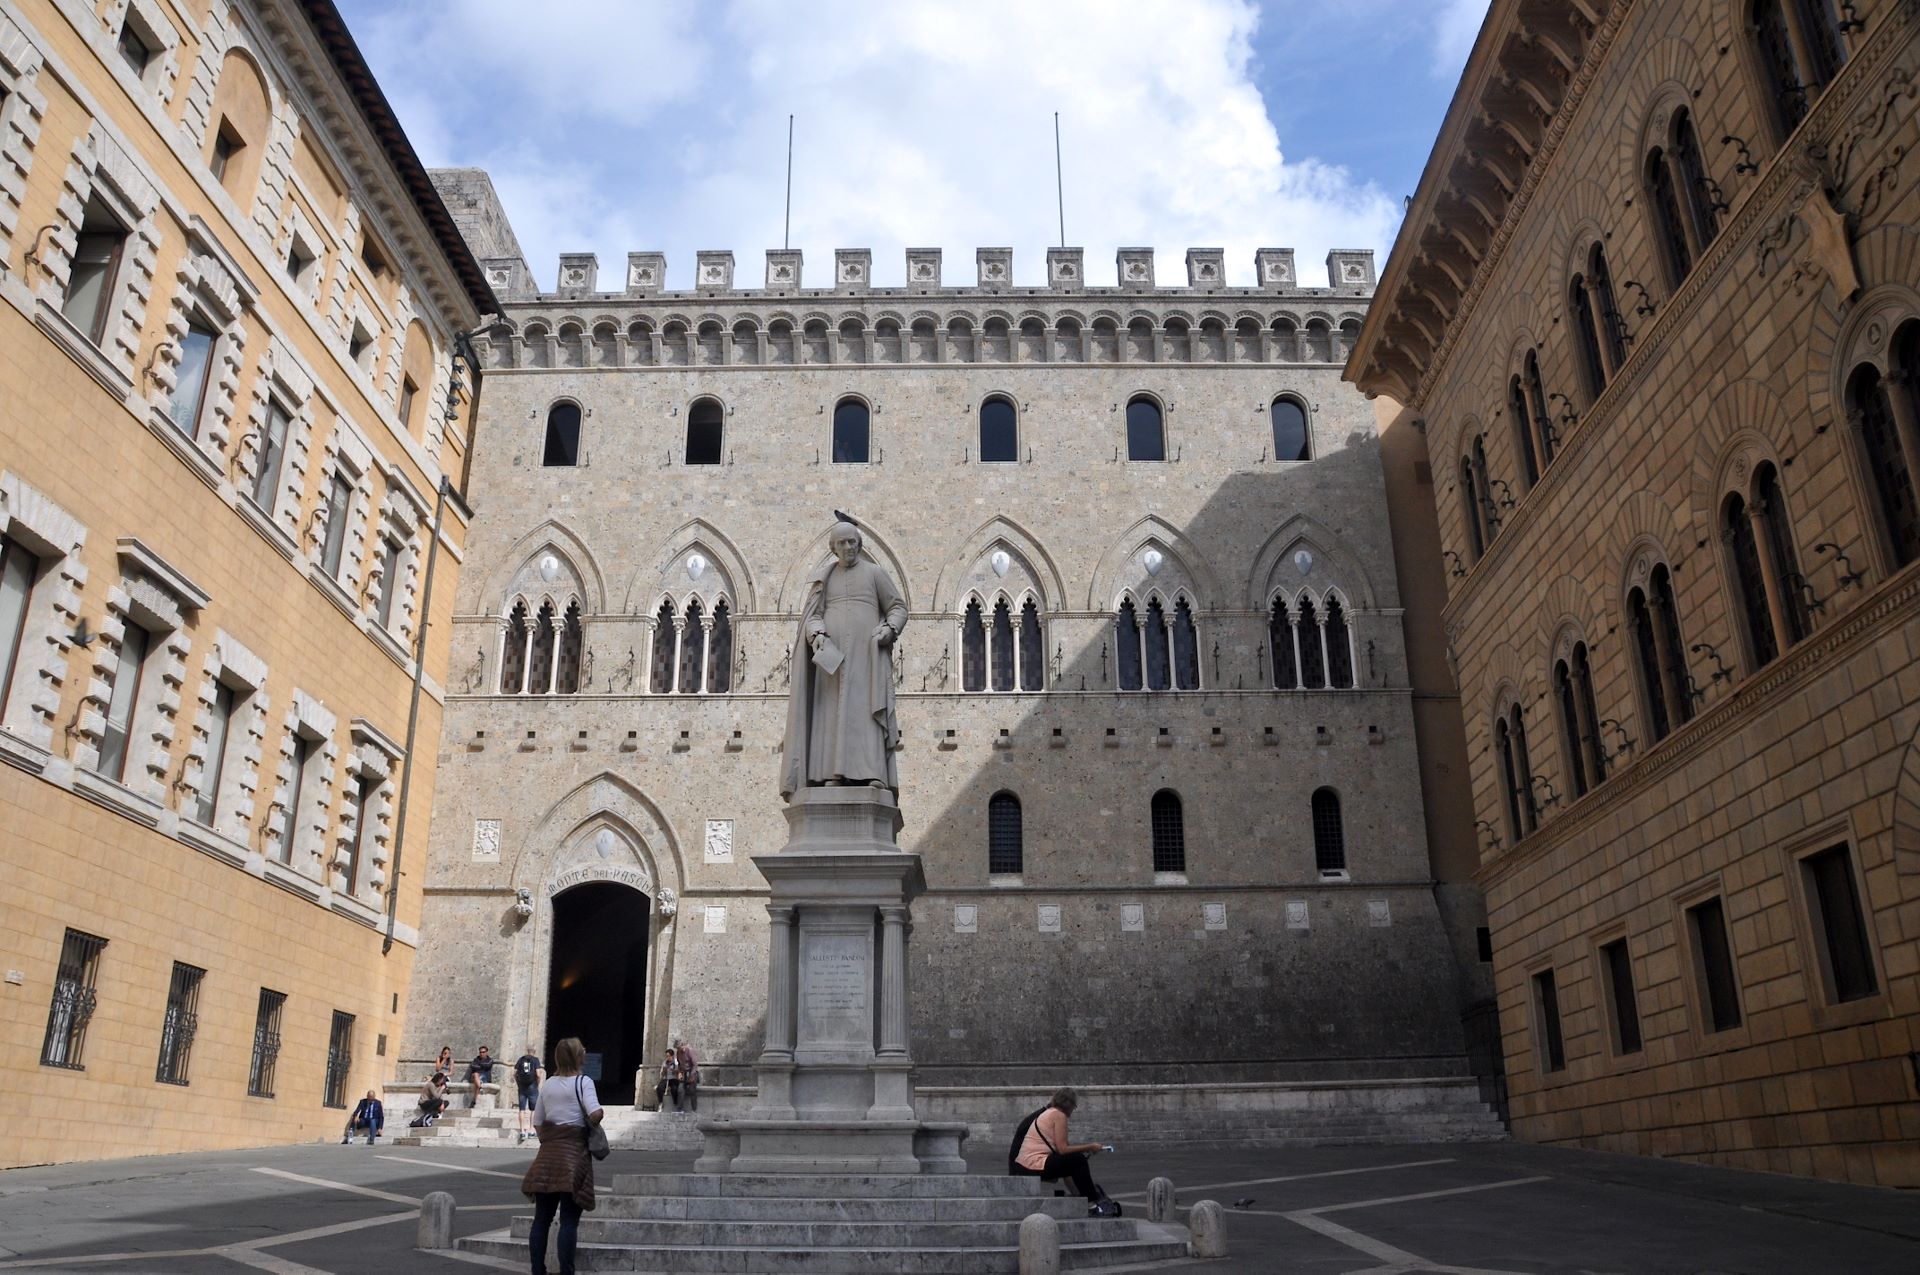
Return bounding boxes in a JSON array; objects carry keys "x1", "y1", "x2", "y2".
[{"x1": 545, "y1": 882, "x2": 650, "y2": 1105}]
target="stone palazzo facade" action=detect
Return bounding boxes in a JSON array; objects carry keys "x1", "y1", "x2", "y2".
[
  {"x1": 402, "y1": 171, "x2": 1491, "y2": 1102},
  {"x1": 1354, "y1": 0, "x2": 1920, "y2": 1186},
  {"x1": 0, "y1": 0, "x2": 491, "y2": 1166}
]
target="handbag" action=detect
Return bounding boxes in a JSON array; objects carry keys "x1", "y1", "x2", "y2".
[{"x1": 576, "y1": 1077, "x2": 610, "y2": 1160}]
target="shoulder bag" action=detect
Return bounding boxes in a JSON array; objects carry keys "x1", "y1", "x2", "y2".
[{"x1": 575, "y1": 1076, "x2": 610, "y2": 1160}]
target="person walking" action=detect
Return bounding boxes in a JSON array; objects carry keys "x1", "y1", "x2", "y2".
[
  {"x1": 340, "y1": 1090, "x2": 383, "y2": 1145},
  {"x1": 512, "y1": 1044, "x2": 543, "y2": 1145},
  {"x1": 672, "y1": 1038, "x2": 700, "y2": 1113},
  {"x1": 521, "y1": 1036, "x2": 602, "y2": 1275}
]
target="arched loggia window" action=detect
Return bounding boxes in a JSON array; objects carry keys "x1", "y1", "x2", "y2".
[
  {"x1": 1508, "y1": 375, "x2": 1541, "y2": 488},
  {"x1": 832, "y1": 398, "x2": 870, "y2": 464},
  {"x1": 1627, "y1": 563, "x2": 1693, "y2": 745},
  {"x1": 1270, "y1": 396, "x2": 1310, "y2": 461},
  {"x1": 1845, "y1": 334, "x2": 1920, "y2": 570},
  {"x1": 1752, "y1": 0, "x2": 1849, "y2": 140},
  {"x1": 1553, "y1": 642, "x2": 1605, "y2": 799},
  {"x1": 499, "y1": 602, "x2": 529, "y2": 693},
  {"x1": 686, "y1": 397, "x2": 723, "y2": 465},
  {"x1": 1571, "y1": 245, "x2": 1627, "y2": 401},
  {"x1": 979, "y1": 396, "x2": 1018, "y2": 462},
  {"x1": 1724, "y1": 460, "x2": 1810, "y2": 673},
  {"x1": 1126, "y1": 395, "x2": 1165, "y2": 461},
  {"x1": 1496, "y1": 703, "x2": 1536, "y2": 843},
  {"x1": 542, "y1": 402, "x2": 581, "y2": 466},
  {"x1": 500, "y1": 598, "x2": 582, "y2": 695}
]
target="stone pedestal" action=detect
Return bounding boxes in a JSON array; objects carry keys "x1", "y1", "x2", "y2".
[{"x1": 700, "y1": 786, "x2": 967, "y2": 1173}]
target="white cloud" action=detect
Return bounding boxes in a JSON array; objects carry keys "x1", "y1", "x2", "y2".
[
  {"x1": 345, "y1": 0, "x2": 1405, "y2": 289},
  {"x1": 1430, "y1": 0, "x2": 1491, "y2": 79}
]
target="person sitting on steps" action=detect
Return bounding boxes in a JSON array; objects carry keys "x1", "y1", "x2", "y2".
[
  {"x1": 417, "y1": 1070, "x2": 450, "y2": 1125},
  {"x1": 1009, "y1": 1087, "x2": 1120, "y2": 1216},
  {"x1": 340, "y1": 1090, "x2": 383, "y2": 1145},
  {"x1": 653, "y1": 1049, "x2": 682, "y2": 1112}
]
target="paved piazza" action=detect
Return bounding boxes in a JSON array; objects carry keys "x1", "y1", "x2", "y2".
[{"x1": 2, "y1": 1139, "x2": 1917, "y2": 1273}]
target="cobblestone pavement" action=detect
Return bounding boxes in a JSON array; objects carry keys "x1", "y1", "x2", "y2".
[{"x1": 2, "y1": 1139, "x2": 1918, "y2": 1272}]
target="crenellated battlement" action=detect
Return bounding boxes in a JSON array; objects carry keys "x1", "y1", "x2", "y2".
[{"x1": 480, "y1": 245, "x2": 1377, "y2": 304}]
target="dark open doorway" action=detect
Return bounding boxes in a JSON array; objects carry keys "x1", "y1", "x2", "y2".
[{"x1": 545, "y1": 882, "x2": 650, "y2": 1105}]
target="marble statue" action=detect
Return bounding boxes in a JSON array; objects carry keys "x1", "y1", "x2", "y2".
[{"x1": 779, "y1": 520, "x2": 908, "y2": 799}]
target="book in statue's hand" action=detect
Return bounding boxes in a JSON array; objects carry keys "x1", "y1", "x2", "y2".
[{"x1": 811, "y1": 636, "x2": 844, "y2": 675}]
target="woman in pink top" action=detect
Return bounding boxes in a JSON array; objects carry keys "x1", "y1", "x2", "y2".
[{"x1": 1012, "y1": 1087, "x2": 1105, "y2": 1202}]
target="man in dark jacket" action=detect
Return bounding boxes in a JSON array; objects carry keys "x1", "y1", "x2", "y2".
[{"x1": 341, "y1": 1090, "x2": 384, "y2": 1145}]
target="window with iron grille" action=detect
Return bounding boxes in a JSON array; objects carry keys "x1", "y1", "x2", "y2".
[
  {"x1": 324, "y1": 1011, "x2": 354, "y2": 1108},
  {"x1": 987, "y1": 791, "x2": 1023, "y2": 875},
  {"x1": 41, "y1": 929, "x2": 106, "y2": 1069},
  {"x1": 248, "y1": 988, "x2": 287, "y2": 1098},
  {"x1": 1311, "y1": 788, "x2": 1346, "y2": 875},
  {"x1": 1150, "y1": 790, "x2": 1185, "y2": 873},
  {"x1": 155, "y1": 961, "x2": 205, "y2": 1085}
]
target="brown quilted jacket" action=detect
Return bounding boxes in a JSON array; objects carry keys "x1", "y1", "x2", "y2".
[{"x1": 520, "y1": 1121, "x2": 594, "y2": 1210}]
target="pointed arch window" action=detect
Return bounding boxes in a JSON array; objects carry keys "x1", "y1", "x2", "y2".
[
  {"x1": 1846, "y1": 354, "x2": 1920, "y2": 570},
  {"x1": 1019, "y1": 599, "x2": 1045, "y2": 691},
  {"x1": 1324, "y1": 597, "x2": 1354, "y2": 689},
  {"x1": 526, "y1": 602, "x2": 556, "y2": 694},
  {"x1": 990, "y1": 598, "x2": 1015, "y2": 692},
  {"x1": 686, "y1": 398, "x2": 724, "y2": 465},
  {"x1": 1115, "y1": 598, "x2": 1143, "y2": 691},
  {"x1": 988, "y1": 791, "x2": 1023, "y2": 874},
  {"x1": 1150, "y1": 789, "x2": 1185, "y2": 873},
  {"x1": 1126, "y1": 396, "x2": 1165, "y2": 462},
  {"x1": 979, "y1": 396, "x2": 1018, "y2": 463},
  {"x1": 706, "y1": 601, "x2": 733, "y2": 693},
  {"x1": 543, "y1": 402, "x2": 581, "y2": 467},
  {"x1": 1269, "y1": 596, "x2": 1299, "y2": 689},
  {"x1": 1143, "y1": 597, "x2": 1172, "y2": 690},
  {"x1": 1270, "y1": 396, "x2": 1310, "y2": 462},
  {"x1": 832, "y1": 398, "x2": 870, "y2": 463},
  {"x1": 1496, "y1": 704, "x2": 1536, "y2": 843},
  {"x1": 1171, "y1": 598, "x2": 1200, "y2": 690},
  {"x1": 677, "y1": 599, "x2": 706, "y2": 693},
  {"x1": 554, "y1": 602, "x2": 583, "y2": 694},
  {"x1": 962, "y1": 599, "x2": 987, "y2": 692},
  {"x1": 1297, "y1": 596, "x2": 1326, "y2": 689},
  {"x1": 1311, "y1": 788, "x2": 1346, "y2": 875},
  {"x1": 649, "y1": 601, "x2": 676, "y2": 693},
  {"x1": 500, "y1": 602, "x2": 529, "y2": 694},
  {"x1": 1508, "y1": 375, "x2": 1541, "y2": 487}
]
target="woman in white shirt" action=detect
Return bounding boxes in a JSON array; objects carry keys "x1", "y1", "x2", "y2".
[{"x1": 518, "y1": 1037, "x2": 603, "y2": 1275}]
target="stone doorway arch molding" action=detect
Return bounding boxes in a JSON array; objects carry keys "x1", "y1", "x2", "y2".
[{"x1": 502, "y1": 774, "x2": 689, "y2": 1080}]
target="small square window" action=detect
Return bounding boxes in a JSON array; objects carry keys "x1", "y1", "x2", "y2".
[
  {"x1": 348, "y1": 322, "x2": 374, "y2": 368},
  {"x1": 117, "y1": 22, "x2": 154, "y2": 77},
  {"x1": 210, "y1": 123, "x2": 243, "y2": 185},
  {"x1": 361, "y1": 237, "x2": 391, "y2": 280},
  {"x1": 286, "y1": 238, "x2": 316, "y2": 288}
]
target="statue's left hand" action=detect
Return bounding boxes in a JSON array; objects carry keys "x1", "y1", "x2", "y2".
[{"x1": 873, "y1": 623, "x2": 896, "y2": 648}]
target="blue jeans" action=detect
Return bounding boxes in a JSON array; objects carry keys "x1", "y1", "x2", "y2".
[{"x1": 529, "y1": 1192, "x2": 582, "y2": 1275}]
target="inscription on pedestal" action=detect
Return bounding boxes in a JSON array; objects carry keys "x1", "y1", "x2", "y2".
[{"x1": 799, "y1": 933, "x2": 871, "y2": 1045}]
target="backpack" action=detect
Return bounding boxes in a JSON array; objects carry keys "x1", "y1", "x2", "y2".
[
  {"x1": 515, "y1": 1056, "x2": 539, "y2": 1086},
  {"x1": 1006, "y1": 1106, "x2": 1048, "y2": 1174}
]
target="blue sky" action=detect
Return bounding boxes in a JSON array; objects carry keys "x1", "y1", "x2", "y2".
[{"x1": 337, "y1": 0, "x2": 1488, "y2": 292}]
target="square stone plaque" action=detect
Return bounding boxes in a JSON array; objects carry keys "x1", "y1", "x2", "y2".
[
  {"x1": 799, "y1": 931, "x2": 871, "y2": 1046},
  {"x1": 1203, "y1": 902, "x2": 1227, "y2": 930},
  {"x1": 953, "y1": 905, "x2": 978, "y2": 933},
  {"x1": 1037, "y1": 905, "x2": 1062, "y2": 934},
  {"x1": 1120, "y1": 903, "x2": 1145, "y2": 932},
  {"x1": 1368, "y1": 899, "x2": 1392, "y2": 928},
  {"x1": 704, "y1": 819, "x2": 733, "y2": 864},
  {"x1": 1286, "y1": 899, "x2": 1310, "y2": 930},
  {"x1": 471, "y1": 819, "x2": 500, "y2": 862},
  {"x1": 703, "y1": 904, "x2": 727, "y2": 934}
]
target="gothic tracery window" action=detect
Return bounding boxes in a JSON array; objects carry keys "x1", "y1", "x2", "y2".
[
  {"x1": 706, "y1": 600, "x2": 733, "y2": 693},
  {"x1": 1115, "y1": 598, "x2": 1142, "y2": 690},
  {"x1": 1297, "y1": 596, "x2": 1326, "y2": 689},
  {"x1": 499, "y1": 602, "x2": 528, "y2": 694},
  {"x1": 555, "y1": 602, "x2": 583, "y2": 694},
  {"x1": 650, "y1": 595, "x2": 735, "y2": 695},
  {"x1": 650, "y1": 600, "x2": 676, "y2": 693},
  {"x1": 677, "y1": 599, "x2": 706, "y2": 693},
  {"x1": 1269, "y1": 596, "x2": 1299, "y2": 690},
  {"x1": 1019, "y1": 599, "x2": 1044, "y2": 691},
  {"x1": 526, "y1": 602, "x2": 555, "y2": 694},
  {"x1": 962, "y1": 599, "x2": 987, "y2": 692}
]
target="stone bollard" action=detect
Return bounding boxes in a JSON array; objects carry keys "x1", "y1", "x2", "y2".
[
  {"x1": 1188, "y1": 1199, "x2": 1227, "y2": 1258},
  {"x1": 1019, "y1": 1211, "x2": 1061, "y2": 1275},
  {"x1": 1147, "y1": 1176, "x2": 1175, "y2": 1223},
  {"x1": 417, "y1": 1191, "x2": 456, "y2": 1250}
]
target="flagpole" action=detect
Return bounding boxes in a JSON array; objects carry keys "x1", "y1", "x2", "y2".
[
  {"x1": 1053, "y1": 112, "x2": 1065, "y2": 247},
  {"x1": 784, "y1": 115, "x2": 794, "y2": 250}
]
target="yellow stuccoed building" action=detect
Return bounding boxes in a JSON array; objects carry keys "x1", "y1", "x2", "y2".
[{"x1": 0, "y1": 0, "x2": 491, "y2": 1166}]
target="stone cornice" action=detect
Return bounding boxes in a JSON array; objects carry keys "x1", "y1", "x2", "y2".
[{"x1": 1475, "y1": 559, "x2": 1920, "y2": 891}]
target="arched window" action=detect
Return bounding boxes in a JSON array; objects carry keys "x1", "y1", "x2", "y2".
[
  {"x1": 1752, "y1": 0, "x2": 1848, "y2": 139},
  {"x1": 686, "y1": 398, "x2": 723, "y2": 465},
  {"x1": 500, "y1": 602, "x2": 529, "y2": 694},
  {"x1": 988, "y1": 791, "x2": 1023, "y2": 874},
  {"x1": 526, "y1": 602, "x2": 556, "y2": 694},
  {"x1": 543, "y1": 402, "x2": 581, "y2": 466},
  {"x1": 1508, "y1": 376, "x2": 1540, "y2": 487},
  {"x1": 1755, "y1": 462, "x2": 1810, "y2": 646},
  {"x1": 1651, "y1": 565, "x2": 1693, "y2": 728},
  {"x1": 1150, "y1": 789, "x2": 1185, "y2": 873},
  {"x1": 1297, "y1": 595, "x2": 1326, "y2": 689},
  {"x1": 990, "y1": 598, "x2": 1015, "y2": 692},
  {"x1": 1311, "y1": 788, "x2": 1346, "y2": 875},
  {"x1": 1324, "y1": 597, "x2": 1354, "y2": 689},
  {"x1": 1496, "y1": 703, "x2": 1536, "y2": 842},
  {"x1": 1461, "y1": 457, "x2": 1488, "y2": 560},
  {"x1": 979, "y1": 396, "x2": 1018, "y2": 463},
  {"x1": 1171, "y1": 597, "x2": 1200, "y2": 690},
  {"x1": 962, "y1": 599, "x2": 986, "y2": 692},
  {"x1": 1570, "y1": 246, "x2": 1625, "y2": 401},
  {"x1": 1524, "y1": 351, "x2": 1555, "y2": 466},
  {"x1": 1554, "y1": 644, "x2": 1604, "y2": 799},
  {"x1": 1115, "y1": 598, "x2": 1142, "y2": 690},
  {"x1": 650, "y1": 600, "x2": 676, "y2": 693},
  {"x1": 1646, "y1": 145, "x2": 1694, "y2": 286},
  {"x1": 1846, "y1": 355, "x2": 1920, "y2": 570},
  {"x1": 832, "y1": 398, "x2": 869, "y2": 464},
  {"x1": 1671, "y1": 108, "x2": 1721, "y2": 254},
  {"x1": 1270, "y1": 596, "x2": 1299, "y2": 689},
  {"x1": 1573, "y1": 642, "x2": 1604, "y2": 783},
  {"x1": 1019, "y1": 599, "x2": 1045, "y2": 691},
  {"x1": 1724, "y1": 490, "x2": 1779, "y2": 668},
  {"x1": 1126, "y1": 396, "x2": 1165, "y2": 461},
  {"x1": 207, "y1": 50, "x2": 270, "y2": 200},
  {"x1": 1270, "y1": 397, "x2": 1310, "y2": 462},
  {"x1": 554, "y1": 602, "x2": 583, "y2": 694},
  {"x1": 1471, "y1": 435, "x2": 1499, "y2": 542},
  {"x1": 706, "y1": 600, "x2": 732, "y2": 693},
  {"x1": 1627, "y1": 584, "x2": 1670, "y2": 743},
  {"x1": 1143, "y1": 597, "x2": 1171, "y2": 690},
  {"x1": 677, "y1": 599, "x2": 706, "y2": 693}
]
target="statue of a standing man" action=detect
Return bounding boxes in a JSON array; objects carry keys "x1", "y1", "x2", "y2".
[{"x1": 779, "y1": 521, "x2": 908, "y2": 800}]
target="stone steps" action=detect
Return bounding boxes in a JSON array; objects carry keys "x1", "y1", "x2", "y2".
[
  {"x1": 389, "y1": 1107, "x2": 705, "y2": 1150},
  {"x1": 456, "y1": 1232, "x2": 1189, "y2": 1273},
  {"x1": 599, "y1": 1195, "x2": 1091, "y2": 1222},
  {"x1": 611, "y1": 1174, "x2": 1056, "y2": 1199},
  {"x1": 507, "y1": 1216, "x2": 1135, "y2": 1247}
]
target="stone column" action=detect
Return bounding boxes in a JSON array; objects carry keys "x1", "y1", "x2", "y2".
[
  {"x1": 763, "y1": 905, "x2": 795, "y2": 1060},
  {"x1": 878, "y1": 905, "x2": 909, "y2": 1057}
]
